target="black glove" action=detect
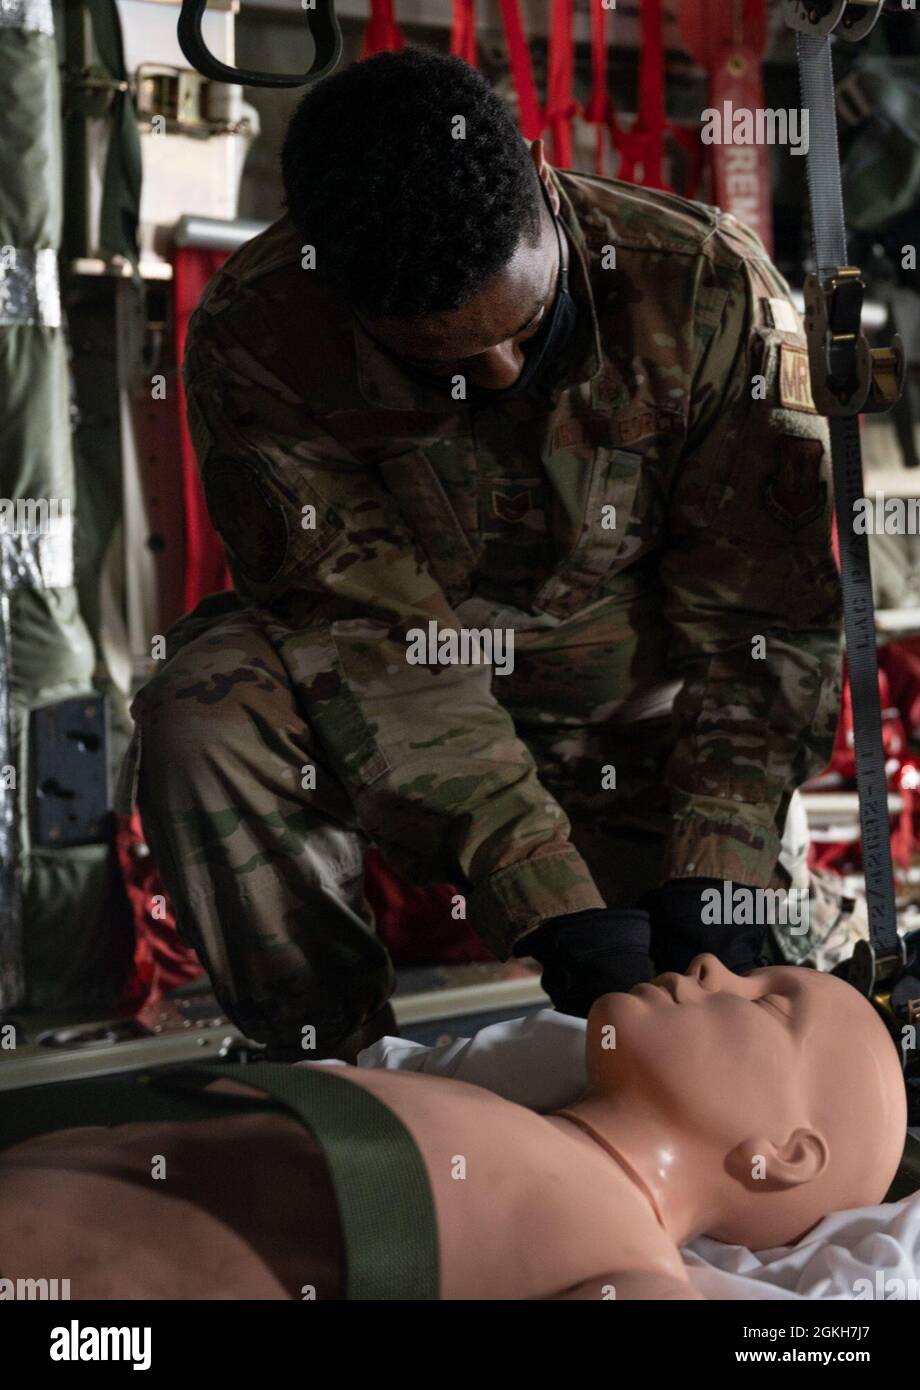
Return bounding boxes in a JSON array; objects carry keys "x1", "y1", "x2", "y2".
[
  {"x1": 513, "y1": 908, "x2": 653, "y2": 1017},
  {"x1": 639, "y1": 878, "x2": 771, "y2": 977}
]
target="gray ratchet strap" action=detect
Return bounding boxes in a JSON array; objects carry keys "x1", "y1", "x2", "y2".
[{"x1": 785, "y1": 2, "x2": 907, "y2": 995}]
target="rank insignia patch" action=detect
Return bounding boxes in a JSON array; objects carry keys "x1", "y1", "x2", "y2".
[
  {"x1": 491, "y1": 488, "x2": 534, "y2": 524},
  {"x1": 763, "y1": 437, "x2": 827, "y2": 531}
]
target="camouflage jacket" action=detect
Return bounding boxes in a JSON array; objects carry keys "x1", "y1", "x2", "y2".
[{"x1": 182, "y1": 166, "x2": 842, "y2": 957}]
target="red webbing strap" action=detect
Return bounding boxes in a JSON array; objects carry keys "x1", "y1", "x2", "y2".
[
  {"x1": 612, "y1": 0, "x2": 669, "y2": 190},
  {"x1": 172, "y1": 244, "x2": 232, "y2": 613},
  {"x1": 587, "y1": 0, "x2": 702, "y2": 195},
  {"x1": 679, "y1": 0, "x2": 772, "y2": 250},
  {"x1": 545, "y1": 0, "x2": 580, "y2": 168},
  {"x1": 586, "y1": 0, "x2": 612, "y2": 175},
  {"x1": 115, "y1": 809, "x2": 204, "y2": 1010},
  {"x1": 499, "y1": 0, "x2": 543, "y2": 141},
  {"x1": 450, "y1": 0, "x2": 477, "y2": 66},
  {"x1": 360, "y1": 0, "x2": 404, "y2": 59},
  {"x1": 710, "y1": 42, "x2": 773, "y2": 252},
  {"x1": 500, "y1": 0, "x2": 544, "y2": 141}
]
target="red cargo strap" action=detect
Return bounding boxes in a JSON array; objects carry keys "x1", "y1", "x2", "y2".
[
  {"x1": 678, "y1": 0, "x2": 772, "y2": 251},
  {"x1": 499, "y1": 0, "x2": 543, "y2": 141},
  {"x1": 450, "y1": 0, "x2": 477, "y2": 66},
  {"x1": 613, "y1": 0, "x2": 669, "y2": 189},
  {"x1": 587, "y1": 0, "x2": 702, "y2": 193},
  {"x1": 115, "y1": 811, "x2": 204, "y2": 1010},
  {"x1": 585, "y1": 0, "x2": 612, "y2": 175},
  {"x1": 361, "y1": 0, "x2": 404, "y2": 58},
  {"x1": 545, "y1": 0, "x2": 580, "y2": 168},
  {"x1": 173, "y1": 244, "x2": 232, "y2": 613}
]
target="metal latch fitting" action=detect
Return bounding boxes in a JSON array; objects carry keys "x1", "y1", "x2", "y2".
[
  {"x1": 782, "y1": 0, "x2": 886, "y2": 42},
  {"x1": 803, "y1": 267, "x2": 906, "y2": 415}
]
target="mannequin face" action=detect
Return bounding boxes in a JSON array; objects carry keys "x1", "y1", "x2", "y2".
[
  {"x1": 589, "y1": 956, "x2": 827, "y2": 1140},
  {"x1": 586, "y1": 955, "x2": 906, "y2": 1244}
]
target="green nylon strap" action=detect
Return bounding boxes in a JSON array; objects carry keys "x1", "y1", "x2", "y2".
[
  {"x1": 186, "y1": 1063, "x2": 441, "y2": 1301},
  {"x1": 0, "y1": 1062, "x2": 441, "y2": 1301},
  {"x1": 82, "y1": 0, "x2": 142, "y2": 268}
]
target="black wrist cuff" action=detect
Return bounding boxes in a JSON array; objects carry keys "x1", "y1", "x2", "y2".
[{"x1": 514, "y1": 908, "x2": 651, "y2": 962}]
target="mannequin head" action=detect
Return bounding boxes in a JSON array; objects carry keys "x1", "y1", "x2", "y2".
[{"x1": 585, "y1": 955, "x2": 906, "y2": 1249}]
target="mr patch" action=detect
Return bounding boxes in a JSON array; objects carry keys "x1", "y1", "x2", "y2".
[
  {"x1": 778, "y1": 344, "x2": 816, "y2": 413},
  {"x1": 762, "y1": 437, "x2": 827, "y2": 531}
]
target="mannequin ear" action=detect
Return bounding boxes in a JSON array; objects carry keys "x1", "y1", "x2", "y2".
[{"x1": 726, "y1": 1129, "x2": 829, "y2": 1191}]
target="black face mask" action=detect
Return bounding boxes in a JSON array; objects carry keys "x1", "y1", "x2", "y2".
[
  {"x1": 464, "y1": 181, "x2": 579, "y2": 406},
  {"x1": 379, "y1": 180, "x2": 579, "y2": 406}
]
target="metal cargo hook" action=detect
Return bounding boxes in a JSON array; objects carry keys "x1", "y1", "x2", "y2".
[{"x1": 177, "y1": 0, "x2": 343, "y2": 88}]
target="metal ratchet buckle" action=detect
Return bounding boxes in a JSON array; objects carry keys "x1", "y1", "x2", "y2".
[
  {"x1": 177, "y1": 0, "x2": 343, "y2": 88},
  {"x1": 782, "y1": 0, "x2": 886, "y2": 41},
  {"x1": 803, "y1": 267, "x2": 905, "y2": 416},
  {"x1": 847, "y1": 939, "x2": 920, "y2": 1074}
]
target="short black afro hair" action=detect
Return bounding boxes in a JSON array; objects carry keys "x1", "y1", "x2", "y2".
[{"x1": 281, "y1": 47, "x2": 544, "y2": 318}]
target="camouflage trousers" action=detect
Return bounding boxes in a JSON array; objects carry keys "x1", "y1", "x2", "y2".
[{"x1": 118, "y1": 591, "x2": 797, "y2": 1055}]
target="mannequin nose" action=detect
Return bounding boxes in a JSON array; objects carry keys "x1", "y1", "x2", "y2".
[{"x1": 686, "y1": 953, "x2": 740, "y2": 989}]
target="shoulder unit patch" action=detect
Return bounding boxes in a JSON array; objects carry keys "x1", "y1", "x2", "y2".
[{"x1": 762, "y1": 437, "x2": 827, "y2": 531}]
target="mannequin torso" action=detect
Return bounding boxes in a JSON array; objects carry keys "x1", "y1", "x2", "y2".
[
  {"x1": 0, "y1": 1065, "x2": 692, "y2": 1301},
  {"x1": 0, "y1": 956, "x2": 905, "y2": 1301}
]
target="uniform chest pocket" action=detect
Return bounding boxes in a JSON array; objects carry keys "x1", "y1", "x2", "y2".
[{"x1": 533, "y1": 446, "x2": 645, "y2": 619}]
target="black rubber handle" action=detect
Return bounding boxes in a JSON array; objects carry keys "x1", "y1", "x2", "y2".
[{"x1": 177, "y1": 0, "x2": 343, "y2": 88}]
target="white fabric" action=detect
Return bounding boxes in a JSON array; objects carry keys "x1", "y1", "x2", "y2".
[
  {"x1": 684, "y1": 1200, "x2": 920, "y2": 1300},
  {"x1": 354, "y1": 1010, "x2": 920, "y2": 1300},
  {"x1": 357, "y1": 1009, "x2": 588, "y2": 1113}
]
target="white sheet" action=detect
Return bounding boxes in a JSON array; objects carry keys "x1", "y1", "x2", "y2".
[
  {"x1": 353, "y1": 1010, "x2": 920, "y2": 1300},
  {"x1": 684, "y1": 1199, "x2": 920, "y2": 1300}
]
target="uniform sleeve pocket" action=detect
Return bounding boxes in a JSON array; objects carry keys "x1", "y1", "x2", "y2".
[{"x1": 188, "y1": 368, "x2": 345, "y2": 598}]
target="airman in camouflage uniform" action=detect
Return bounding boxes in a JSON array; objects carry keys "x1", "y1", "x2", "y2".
[{"x1": 119, "y1": 159, "x2": 842, "y2": 1055}]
